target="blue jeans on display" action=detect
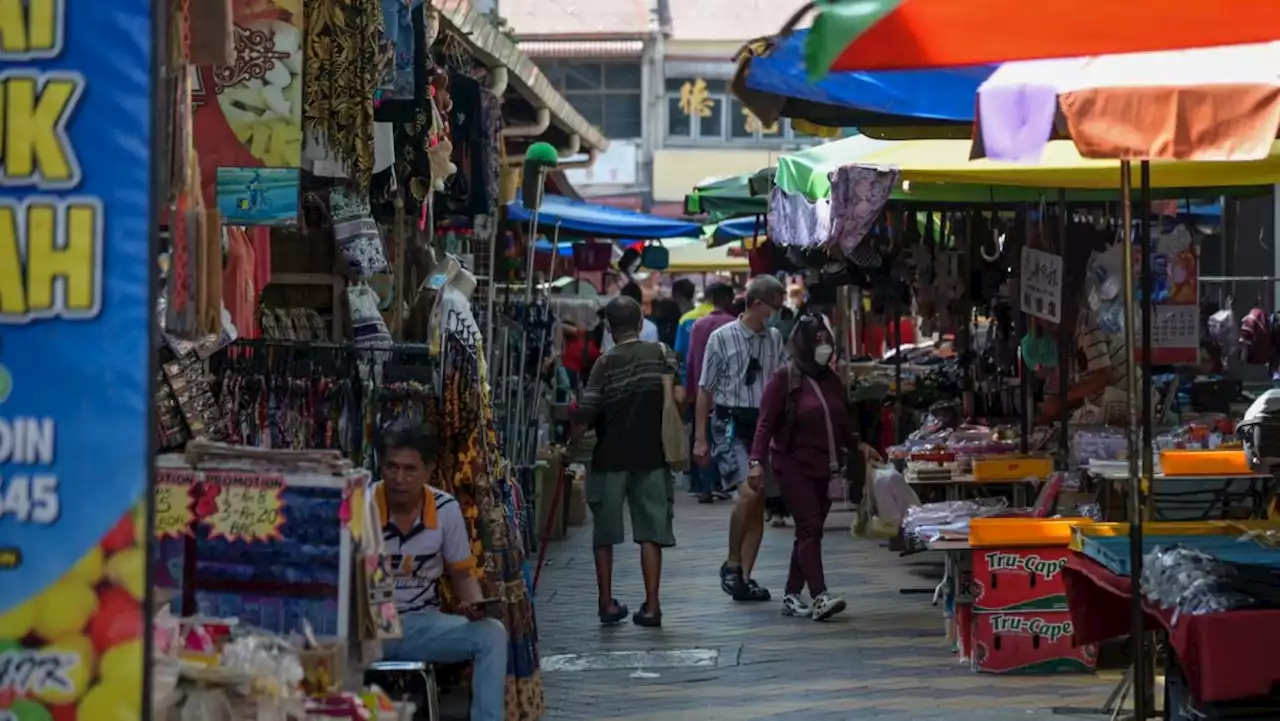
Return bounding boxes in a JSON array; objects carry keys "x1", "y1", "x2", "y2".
[{"x1": 382, "y1": 611, "x2": 508, "y2": 721}]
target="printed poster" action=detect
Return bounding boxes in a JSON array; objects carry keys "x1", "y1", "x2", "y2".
[
  {"x1": 193, "y1": 0, "x2": 304, "y2": 203},
  {"x1": 1020, "y1": 247, "x2": 1063, "y2": 324},
  {"x1": 0, "y1": 0, "x2": 154, "y2": 718},
  {"x1": 1134, "y1": 227, "x2": 1200, "y2": 364}
]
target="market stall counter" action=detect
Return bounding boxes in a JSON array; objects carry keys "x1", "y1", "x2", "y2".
[{"x1": 1062, "y1": 553, "x2": 1280, "y2": 704}]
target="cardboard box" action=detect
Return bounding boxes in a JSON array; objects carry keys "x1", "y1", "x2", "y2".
[
  {"x1": 971, "y1": 611, "x2": 1097, "y2": 674},
  {"x1": 972, "y1": 548, "x2": 1071, "y2": 612}
]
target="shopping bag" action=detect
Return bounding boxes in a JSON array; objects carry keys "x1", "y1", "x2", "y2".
[{"x1": 661, "y1": 375, "x2": 689, "y2": 470}]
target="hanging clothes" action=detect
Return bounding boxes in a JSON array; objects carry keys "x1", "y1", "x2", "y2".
[
  {"x1": 435, "y1": 333, "x2": 545, "y2": 721},
  {"x1": 303, "y1": 0, "x2": 382, "y2": 188},
  {"x1": 223, "y1": 226, "x2": 258, "y2": 338},
  {"x1": 768, "y1": 186, "x2": 832, "y2": 248}
]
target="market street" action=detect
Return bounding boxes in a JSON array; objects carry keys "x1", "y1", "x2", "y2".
[{"x1": 534, "y1": 494, "x2": 1120, "y2": 720}]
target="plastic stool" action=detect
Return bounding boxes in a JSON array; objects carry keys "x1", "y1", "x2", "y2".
[{"x1": 364, "y1": 661, "x2": 440, "y2": 721}]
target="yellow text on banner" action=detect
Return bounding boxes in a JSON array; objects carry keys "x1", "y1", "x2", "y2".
[
  {"x1": 202, "y1": 472, "x2": 285, "y2": 542},
  {"x1": 154, "y1": 469, "x2": 196, "y2": 538}
]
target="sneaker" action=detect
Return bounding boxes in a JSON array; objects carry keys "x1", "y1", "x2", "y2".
[
  {"x1": 719, "y1": 562, "x2": 745, "y2": 597},
  {"x1": 781, "y1": 594, "x2": 811, "y2": 617},
  {"x1": 732, "y1": 579, "x2": 772, "y2": 602},
  {"x1": 712, "y1": 490, "x2": 732, "y2": 501},
  {"x1": 697, "y1": 493, "x2": 714, "y2": 504},
  {"x1": 770, "y1": 516, "x2": 788, "y2": 528},
  {"x1": 811, "y1": 593, "x2": 847, "y2": 622}
]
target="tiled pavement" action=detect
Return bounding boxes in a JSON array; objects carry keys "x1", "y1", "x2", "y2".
[{"x1": 533, "y1": 494, "x2": 1119, "y2": 720}]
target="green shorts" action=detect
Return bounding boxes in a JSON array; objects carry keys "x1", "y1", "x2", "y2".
[{"x1": 587, "y1": 467, "x2": 676, "y2": 548}]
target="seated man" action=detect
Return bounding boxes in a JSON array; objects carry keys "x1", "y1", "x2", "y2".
[{"x1": 377, "y1": 422, "x2": 507, "y2": 721}]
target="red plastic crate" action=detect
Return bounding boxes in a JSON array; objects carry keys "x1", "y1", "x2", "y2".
[
  {"x1": 971, "y1": 548, "x2": 1071, "y2": 612},
  {"x1": 971, "y1": 611, "x2": 1098, "y2": 674}
]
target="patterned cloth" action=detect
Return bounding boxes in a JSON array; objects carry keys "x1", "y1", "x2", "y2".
[
  {"x1": 768, "y1": 186, "x2": 832, "y2": 248},
  {"x1": 828, "y1": 164, "x2": 899, "y2": 259},
  {"x1": 436, "y1": 336, "x2": 545, "y2": 720},
  {"x1": 303, "y1": 0, "x2": 382, "y2": 188}
]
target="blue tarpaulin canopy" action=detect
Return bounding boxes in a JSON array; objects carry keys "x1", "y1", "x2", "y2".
[
  {"x1": 744, "y1": 29, "x2": 993, "y2": 123},
  {"x1": 508, "y1": 194, "x2": 702, "y2": 239}
]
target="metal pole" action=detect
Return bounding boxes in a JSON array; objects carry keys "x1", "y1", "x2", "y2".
[
  {"x1": 1137, "y1": 160, "x2": 1156, "y2": 718},
  {"x1": 512, "y1": 170, "x2": 546, "y2": 465},
  {"x1": 1056, "y1": 190, "x2": 1070, "y2": 469},
  {"x1": 1018, "y1": 207, "x2": 1031, "y2": 454},
  {"x1": 1119, "y1": 160, "x2": 1150, "y2": 721}
]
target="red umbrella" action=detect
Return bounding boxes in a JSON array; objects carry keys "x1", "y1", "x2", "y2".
[{"x1": 805, "y1": 0, "x2": 1280, "y2": 76}]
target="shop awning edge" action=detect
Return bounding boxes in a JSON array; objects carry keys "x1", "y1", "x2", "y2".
[{"x1": 431, "y1": 0, "x2": 610, "y2": 153}]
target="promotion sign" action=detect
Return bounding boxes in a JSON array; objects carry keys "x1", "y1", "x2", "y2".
[{"x1": 0, "y1": 1, "x2": 153, "y2": 719}]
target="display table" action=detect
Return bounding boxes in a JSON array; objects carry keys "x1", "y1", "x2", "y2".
[
  {"x1": 1062, "y1": 553, "x2": 1280, "y2": 703},
  {"x1": 907, "y1": 474, "x2": 1036, "y2": 505}
]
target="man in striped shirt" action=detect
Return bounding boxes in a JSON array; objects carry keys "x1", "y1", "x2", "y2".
[
  {"x1": 574, "y1": 296, "x2": 680, "y2": 627},
  {"x1": 377, "y1": 423, "x2": 507, "y2": 721},
  {"x1": 694, "y1": 276, "x2": 788, "y2": 601}
]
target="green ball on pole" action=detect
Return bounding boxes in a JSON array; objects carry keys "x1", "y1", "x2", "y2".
[{"x1": 522, "y1": 141, "x2": 560, "y2": 211}]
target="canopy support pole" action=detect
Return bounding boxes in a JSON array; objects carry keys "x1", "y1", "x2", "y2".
[
  {"x1": 1120, "y1": 160, "x2": 1151, "y2": 721},
  {"x1": 1137, "y1": 159, "x2": 1156, "y2": 719}
]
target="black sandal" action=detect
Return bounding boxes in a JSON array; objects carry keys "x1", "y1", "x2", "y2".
[
  {"x1": 599, "y1": 599, "x2": 629, "y2": 625},
  {"x1": 632, "y1": 602, "x2": 662, "y2": 627}
]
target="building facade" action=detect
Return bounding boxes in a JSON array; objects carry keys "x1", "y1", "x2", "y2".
[{"x1": 498, "y1": 0, "x2": 814, "y2": 212}]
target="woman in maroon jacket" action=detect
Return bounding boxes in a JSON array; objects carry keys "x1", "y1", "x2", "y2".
[{"x1": 748, "y1": 315, "x2": 881, "y2": 621}]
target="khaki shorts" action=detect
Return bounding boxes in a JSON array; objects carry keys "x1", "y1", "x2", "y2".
[{"x1": 587, "y1": 467, "x2": 676, "y2": 548}]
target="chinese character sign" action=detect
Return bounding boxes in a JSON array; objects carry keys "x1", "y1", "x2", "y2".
[
  {"x1": 0, "y1": 1, "x2": 154, "y2": 718},
  {"x1": 679, "y1": 79, "x2": 714, "y2": 118}
]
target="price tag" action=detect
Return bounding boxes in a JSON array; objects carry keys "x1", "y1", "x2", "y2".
[
  {"x1": 201, "y1": 472, "x2": 286, "y2": 542},
  {"x1": 154, "y1": 470, "x2": 196, "y2": 538}
]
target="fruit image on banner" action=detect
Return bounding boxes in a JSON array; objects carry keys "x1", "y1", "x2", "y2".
[
  {"x1": 0, "y1": 508, "x2": 147, "y2": 717},
  {"x1": 193, "y1": 0, "x2": 304, "y2": 199},
  {"x1": 0, "y1": 0, "x2": 154, "y2": 717}
]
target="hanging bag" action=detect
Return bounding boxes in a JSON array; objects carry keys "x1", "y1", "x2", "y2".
[
  {"x1": 661, "y1": 373, "x2": 689, "y2": 470},
  {"x1": 805, "y1": 377, "x2": 845, "y2": 502},
  {"x1": 641, "y1": 240, "x2": 670, "y2": 270}
]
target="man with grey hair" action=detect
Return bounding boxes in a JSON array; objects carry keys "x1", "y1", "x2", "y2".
[{"x1": 694, "y1": 275, "x2": 787, "y2": 602}]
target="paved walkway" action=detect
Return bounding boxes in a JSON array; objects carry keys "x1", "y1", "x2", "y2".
[{"x1": 533, "y1": 493, "x2": 1118, "y2": 721}]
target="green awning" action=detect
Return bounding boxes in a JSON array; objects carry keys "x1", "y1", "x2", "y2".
[{"x1": 685, "y1": 174, "x2": 766, "y2": 220}]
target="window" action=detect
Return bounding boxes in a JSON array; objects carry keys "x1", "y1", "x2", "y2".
[
  {"x1": 665, "y1": 77, "x2": 802, "y2": 145},
  {"x1": 537, "y1": 61, "x2": 644, "y2": 140}
]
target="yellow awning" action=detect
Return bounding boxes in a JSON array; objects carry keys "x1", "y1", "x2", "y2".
[
  {"x1": 666, "y1": 243, "x2": 751, "y2": 273},
  {"x1": 857, "y1": 139, "x2": 1280, "y2": 189}
]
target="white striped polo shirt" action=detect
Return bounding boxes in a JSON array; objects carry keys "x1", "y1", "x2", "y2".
[
  {"x1": 377, "y1": 484, "x2": 477, "y2": 615},
  {"x1": 699, "y1": 318, "x2": 787, "y2": 409}
]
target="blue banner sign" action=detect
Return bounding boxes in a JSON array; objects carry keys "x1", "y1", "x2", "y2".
[{"x1": 0, "y1": 0, "x2": 154, "y2": 718}]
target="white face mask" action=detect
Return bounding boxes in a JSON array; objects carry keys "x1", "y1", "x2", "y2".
[{"x1": 814, "y1": 344, "x2": 834, "y2": 366}]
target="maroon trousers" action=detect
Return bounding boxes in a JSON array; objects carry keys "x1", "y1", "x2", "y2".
[{"x1": 775, "y1": 462, "x2": 832, "y2": 597}]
